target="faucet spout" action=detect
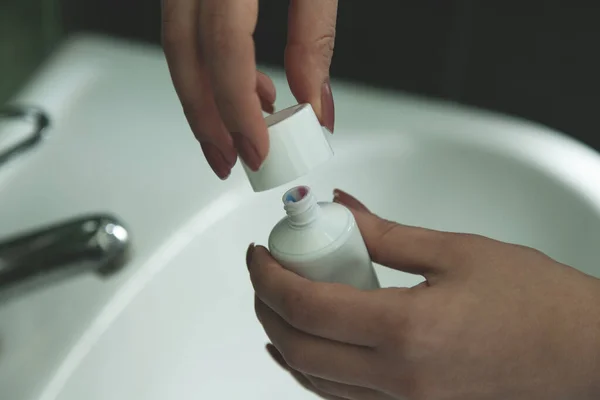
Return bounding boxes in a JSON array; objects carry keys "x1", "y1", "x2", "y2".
[{"x1": 0, "y1": 214, "x2": 130, "y2": 297}]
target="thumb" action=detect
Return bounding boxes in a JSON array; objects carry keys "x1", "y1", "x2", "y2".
[
  {"x1": 285, "y1": 0, "x2": 337, "y2": 133},
  {"x1": 333, "y1": 189, "x2": 460, "y2": 277}
]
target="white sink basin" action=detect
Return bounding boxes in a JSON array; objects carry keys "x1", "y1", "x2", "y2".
[{"x1": 2, "y1": 35, "x2": 600, "y2": 400}]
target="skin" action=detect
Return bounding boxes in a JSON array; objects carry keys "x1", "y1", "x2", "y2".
[
  {"x1": 162, "y1": 0, "x2": 337, "y2": 179},
  {"x1": 162, "y1": 3, "x2": 600, "y2": 397},
  {"x1": 247, "y1": 189, "x2": 600, "y2": 400}
]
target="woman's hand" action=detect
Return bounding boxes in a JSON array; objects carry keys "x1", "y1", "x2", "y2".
[
  {"x1": 161, "y1": 0, "x2": 338, "y2": 179},
  {"x1": 247, "y1": 189, "x2": 600, "y2": 400}
]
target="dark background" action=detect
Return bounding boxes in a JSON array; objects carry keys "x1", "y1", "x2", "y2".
[{"x1": 61, "y1": 0, "x2": 600, "y2": 150}]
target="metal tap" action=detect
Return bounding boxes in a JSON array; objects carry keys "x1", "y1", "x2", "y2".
[
  {"x1": 0, "y1": 214, "x2": 130, "y2": 299},
  {"x1": 0, "y1": 106, "x2": 131, "y2": 299}
]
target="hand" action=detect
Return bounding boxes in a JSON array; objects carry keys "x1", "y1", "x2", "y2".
[
  {"x1": 162, "y1": 0, "x2": 337, "y2": 179},
  {"x1": 247, "y1": 189, "x2": 600, "y2": 400}
]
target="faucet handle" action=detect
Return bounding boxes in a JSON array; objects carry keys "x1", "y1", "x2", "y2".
[
  {"x1": 0, "y1": 105, "x2": 49, "y2": 166},
  {"x1": 0, "y1": 214, "x2": 130, "y2": 296}
]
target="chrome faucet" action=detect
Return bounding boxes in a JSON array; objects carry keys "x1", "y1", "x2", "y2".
[
  {"x1": 0, "y1": 105, "x2": 49, "y2": 165},
  {"x1": 0, "y1": 214, "x2": 131, "y2": 300},
  {"x1": 0, "y1": 106, "x2": 131, "y2": 300}
]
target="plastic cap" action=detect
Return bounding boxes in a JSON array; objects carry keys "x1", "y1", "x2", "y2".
[{"x1": 242, "y1": 103, "x2": 334, "y2": 192}]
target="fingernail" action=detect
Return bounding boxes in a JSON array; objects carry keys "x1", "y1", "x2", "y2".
[
  {"x1": 320, "y1": 77, "x2": 335, "y2": 133},
  {"x1": 333, "y1": 189, "x2": 370, "y2": 212},
  {"x1": 231, "y1": 132, "x2": 262, "y2": 171},
  {"x1": 265, "y1": 344, "x2": 288, "y2": 369},
  {"x1": 259, "y1": 96, "x2": 275, "y2": 114},
  {"x1": 200, "y1": 142, "x2": 233, "y2": 180},
  {"x1": 246, "y1": 243, "x2": 255, "y2": 268}
]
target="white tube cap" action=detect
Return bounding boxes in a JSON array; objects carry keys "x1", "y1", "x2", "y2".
[{"x1": 242, "y1": 103, "x2": 334, "y2": 192}]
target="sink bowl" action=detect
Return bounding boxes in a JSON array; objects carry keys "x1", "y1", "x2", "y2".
[
  {"x1": 51, "y1": 139, "x2": 600, "y2": 399},
  {"x1": 2, "y1": 36, "x2": 600, "y2": 400},
  {"x1": 51, "y1": 133, "x2": 600, "y2": 399}
]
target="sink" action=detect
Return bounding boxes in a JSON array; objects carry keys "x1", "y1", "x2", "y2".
[{"x1": 2, "y1": 35, "x2": 600, "y2": 400}]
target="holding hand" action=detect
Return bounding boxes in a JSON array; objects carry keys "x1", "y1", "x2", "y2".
[
  {"x1": 247, "y1": 189, "x2": 600, "y2": 400},
  {"x1": 162, "y1": 0, "x2": 337, "y2": 179}
]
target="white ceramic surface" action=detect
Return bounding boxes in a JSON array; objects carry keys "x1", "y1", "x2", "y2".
[{"x1": 1, "y1": 35, "x2": 600, "y2": 400}]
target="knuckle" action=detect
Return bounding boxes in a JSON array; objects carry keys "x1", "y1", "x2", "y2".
[
  {"x1": 199, "y1": 4, "x2": 255, "y2": 57},
  {"x1": 515, "y1": 243, "x2": 545, "y2": 259},
  {"x1": 309, "y1": 376, "x2": 331, "y2": 392},
  {"x1": 313, "y1": 31, "x2": 336, "y2": 59},
  {"x1": 287, "y1": 30, "x2": 336, "y2": 66},
  {"x1": 310, "y1": 378, "x2": 323, "y2": 390},
  {"x1": 428, "y1": 232, "x2": 481, "y2": 267},
  {"x1": 379, "y1": 294, "x2": 414, "y2": 347},
  {"x1": 280, "y1": 344, "x2": 309, "y2": 372},
  {"x1": 370, "y1": 219, "x2": 402, "y2": 260}
]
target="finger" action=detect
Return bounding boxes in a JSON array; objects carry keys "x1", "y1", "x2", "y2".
[
  {"x1": 200, "y1": 142, "x2": 235, "y2": 180},
  {"x1": 266, "y1": 344, "x2": 345, "y2": 400},
  {"x1": 333, "y1": 189, "x2": 370, "y2": 213},
  {"x1": 286, "y1": 0, "x2": 338, "y2": 132},
  {"x1": 307, "y1": 376, "x2": 395, "y2": 400},
  {"x1": 257, "y1": 71, "x2": 276, "y2": 113},
  {"x1": 162, "y1": 0, "x2": 237, "y2": 178},
  {"x1": 199, "y1": 0, "x2": 269, "y2": 171},
  {"x1": 333, "y1": 189, "x2": 470, "y2": 277},
  {"x1": 268, "y1": 344, "x2": 388, "y2": 400},
  {"x1": 248, "y1": 245, "x2": 400, "y2": 346},
  {"x1": 255, "y1": 298, "x2": 379, "y2": 388}
]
